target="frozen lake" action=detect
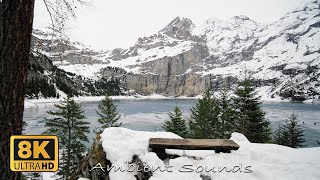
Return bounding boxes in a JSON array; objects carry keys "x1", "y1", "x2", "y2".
[{"x1": 23, "y1": 99, "x2": 320, "y2": 147}]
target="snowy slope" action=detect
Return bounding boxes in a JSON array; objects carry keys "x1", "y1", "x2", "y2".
[
  {"x1": 195, "y1": 0, "x2": 320, "y2": 100},
  {"x1": 99, "y1": 127, "x2": 320, "y2": 180},
  {"x1": 101, "y1": 0, "x2": 320, "y2": 100},
  {"x1": 193, "y1": 15, "x2": 263, "y2": 57},
  {"x1": 32, "y1": 0, "x2": 320, "y2": 100}
]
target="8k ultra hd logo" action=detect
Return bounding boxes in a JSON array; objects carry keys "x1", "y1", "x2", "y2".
[{"x1": 10, "y1": 135, "x2": 59, "y2": 172}]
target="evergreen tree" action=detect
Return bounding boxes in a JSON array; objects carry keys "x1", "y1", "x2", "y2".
[
  {"x1": 216, "y1": 86, "x2": 236, "y2": 139},
  {"x1": 233, "y1": 76, "x2": 271, "y2": 143},
  {"x1": 96, "y1": 95, "x2": 121, "y2": 132},
  {"x1": 189, "y1": 90, "x2": 220, "y2": 138},
  {"x1": 162, "y1": 106, "x2": 189, "y2": 138},
  {"x1": 22, "y1": 172, "x2": 43, "y2": 180},
  {"x1": 44, "y1": 97, "x2": 90, "y2": 179},
  {"x1": 273, "y1": 124, "x2": 284, "y2": 145},
  {"x1": 275, "y1": 113, "x2": 305, "y2": 148}
]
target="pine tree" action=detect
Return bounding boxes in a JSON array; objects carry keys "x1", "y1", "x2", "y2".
[
  {"x1": 22, "y1": 172, "x2": 43, "y2": 180},
  {"x1": 44, "y1": 97, "x2": 90, "y2": 179},
  {"x1": 233, "y1": 76, "x2": 271, "y2": 143},
  {"x1": 216, "y1": 86, "x2": 236, "y2": 139},
  {"x1": 189, "y1": 90, "x2": 220, "y2": 139},
  {"x1": 96, "y1": 95, "x2": 121, "y2": 132},
  {"x1": 162, "y1": 106, "x2": 189, "y2": 138},
  {"x1": 276, "y1": 113, "x2": 305, "y2": 148},
  {"x1": 273, "y1": 124, "x2": 284, "y2": 145}
]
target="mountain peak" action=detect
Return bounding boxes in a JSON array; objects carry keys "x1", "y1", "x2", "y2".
[
  {"x1": 290, "y1": 0, "x2": 319, "y2": 13},
  {"x1": 231, "y1": 15, "x2": 251, "y2": 21},
  {"x1": 161, "y1": 17, "x2": 193, "y2": 30},
  {"x1": 159, "y1": 16, "x2": 194, "y2": 39}
]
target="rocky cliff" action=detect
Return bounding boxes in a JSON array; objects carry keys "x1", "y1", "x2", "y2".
[{"x1": 26, "y1": 51, "x2": 126, "y2": 99}]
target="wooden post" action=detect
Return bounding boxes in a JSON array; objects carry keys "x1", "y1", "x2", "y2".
[{"x1": 150, "y1": 148, "x2": 167, "y2": 160}]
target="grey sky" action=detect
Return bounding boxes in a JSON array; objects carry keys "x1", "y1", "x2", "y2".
[{"x1": 34, "y1": 0, "x2": 305, "y2": 50}]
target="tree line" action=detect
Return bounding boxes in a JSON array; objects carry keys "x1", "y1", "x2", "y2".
[{"x1": 162, "y1": 77, "x2": 305, "y2": 147}]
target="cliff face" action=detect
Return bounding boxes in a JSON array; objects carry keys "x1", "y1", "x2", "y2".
[
  {"x1": 33, "y1": 0, "x2": 320, "y2": 100},
  {"x1": 119, "y1": 41, "x2": 210, "y2": 96},
  {"x1": 118, "y1": 73, "x2": 209, "y2": 96},
  {"x1": 26, "y1": 52, "x2": 126, "y2": 99}
]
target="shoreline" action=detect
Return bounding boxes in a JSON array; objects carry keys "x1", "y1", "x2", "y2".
[
  {"x1": 24, "y1": 94, "x2": 199, "y2": 108},
  {"x1": 24, "y1": 94, "x2": 319, "y2": 109}
]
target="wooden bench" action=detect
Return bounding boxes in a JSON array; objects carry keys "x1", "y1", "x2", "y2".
[{"x1": 149, "y1": 138, "x2": 240, "y2": 160}]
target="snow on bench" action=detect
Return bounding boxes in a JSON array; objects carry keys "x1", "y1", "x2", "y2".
[{"x1": 149, "y1": 138, "x2": 240, "y2": 159}]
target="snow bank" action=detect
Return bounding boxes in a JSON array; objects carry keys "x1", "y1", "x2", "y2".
[
  {"x1": 73, "y1": 94, "x2": 176, "y2": 101},
  {"x1": 24, "y1": 100, "x2": 37, "y2": 108},
  {"x1": 23, "y1": 94, "x2": 319, "y2": 110},
  {"x1": 100, "y1": 127, "x2": 320, "y2": 180},
  {"x1": 24, "y1": 95, "x2": 199, "y2": 109},
  {"x1": 24, "y1": 98, "x2": 62, "y2": 109}
]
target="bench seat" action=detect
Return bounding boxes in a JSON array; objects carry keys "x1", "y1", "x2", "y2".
[{"x1": 149, "y1": 138, "x2": 240, "y2": 160}]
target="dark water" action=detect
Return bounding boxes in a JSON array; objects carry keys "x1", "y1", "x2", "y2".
[{"x1": 23, "y1": 99, "x2": 320, "y2": 147}]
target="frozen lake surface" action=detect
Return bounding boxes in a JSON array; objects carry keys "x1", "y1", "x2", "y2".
[{"x1": 23, "y1": 99, "x2": 320, "y2": 147}]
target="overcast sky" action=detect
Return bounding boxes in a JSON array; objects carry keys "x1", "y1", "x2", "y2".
[{"x1": 33, "y1": 0, "x2": 305, "y2": 50}]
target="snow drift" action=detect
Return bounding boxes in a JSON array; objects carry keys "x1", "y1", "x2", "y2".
[{"x1": 99, "y1": 127, "x2": 320, "y2": 180}]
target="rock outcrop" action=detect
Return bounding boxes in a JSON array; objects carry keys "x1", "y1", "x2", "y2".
[
  {"x1": 70, "y1": 136, "x2": 152, "y2": 180},
  {"x1": 70, "y1": 135, "x2": 111, "y2": 180}
]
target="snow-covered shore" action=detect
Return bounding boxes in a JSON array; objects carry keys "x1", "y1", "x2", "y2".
[
  {"x1": 24, "y1": 94, "x2": 200, "y2": 109},
  {"x1": 24, "y1": 93, "x2": 319, "y2": 109},
  {"x1": 98, "y1": 127, "x2": 320, "y2": 180}
]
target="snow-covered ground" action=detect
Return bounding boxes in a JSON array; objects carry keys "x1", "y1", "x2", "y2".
[
  {"x1": 97, "y1": 127, "x2": 320, "y2": 180},
  {"x1": 24, "y1": 94, "x2": 201, "y2": 109},
  {"x1": 24, "y1": 92, "x2": 314, "y2": 110}
]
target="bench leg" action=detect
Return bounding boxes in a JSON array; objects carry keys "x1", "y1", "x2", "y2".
[
  {"x1": 151, "y1": 148, "x2": 167, "y2": 160},
  {"x1": 215, "y1": 150, "x2": 231, "y2": 153}
]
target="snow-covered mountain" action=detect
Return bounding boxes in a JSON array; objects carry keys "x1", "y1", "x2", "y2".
[{"x1": 32, "y1": 0, "x2": 320, "y2": 101}]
